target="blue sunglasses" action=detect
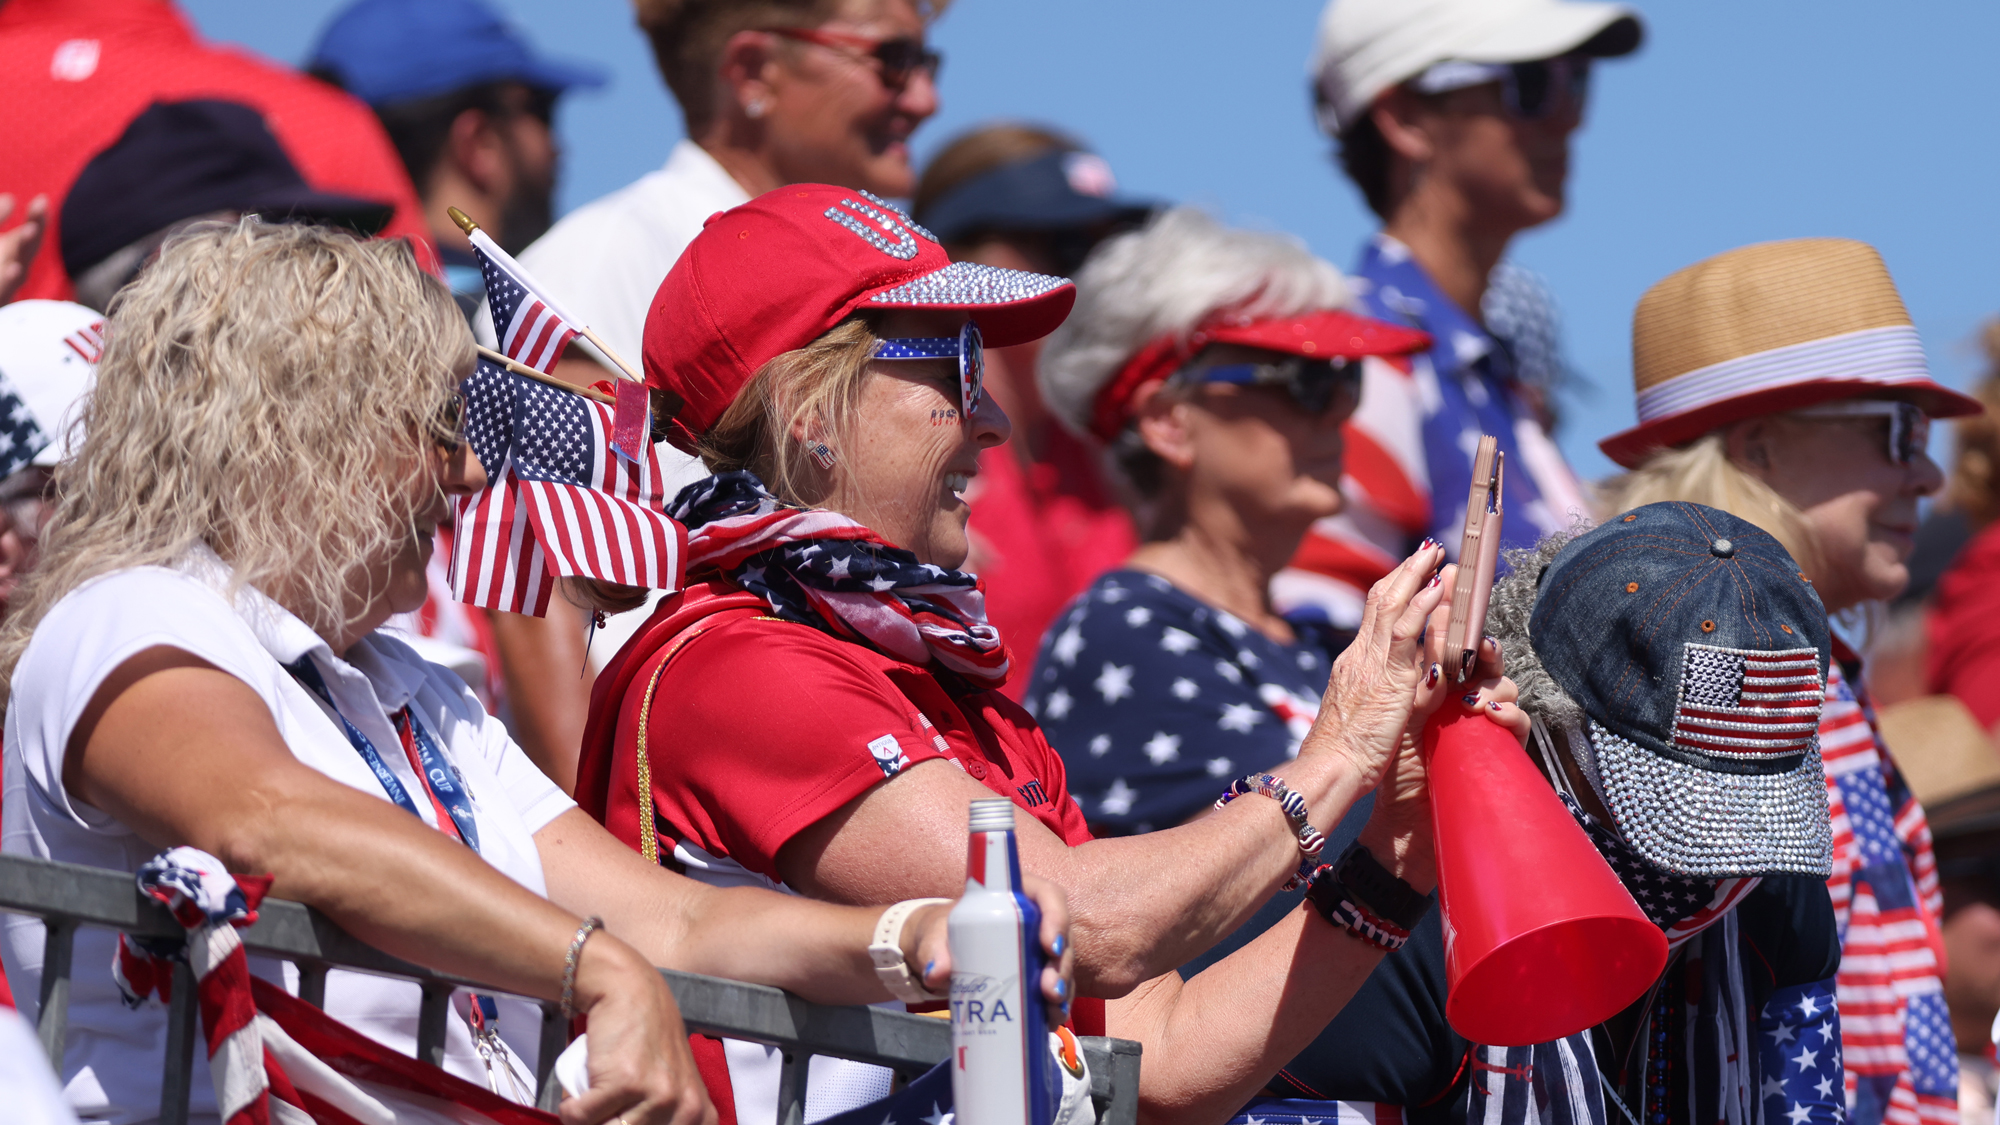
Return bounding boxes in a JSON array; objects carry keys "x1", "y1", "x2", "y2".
[{"x1": 873, "y1": 320, "x2": 984, "y2": 419}]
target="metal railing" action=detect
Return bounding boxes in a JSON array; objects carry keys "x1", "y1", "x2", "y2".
[{"x1": 0, "y1": 853, "x2": 1141, "y2": 1125}]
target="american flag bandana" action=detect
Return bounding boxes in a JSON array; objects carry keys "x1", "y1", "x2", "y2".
[
  {"x1": 448, "y1": 355, "x2": 685, "y2": 616},
  {"x1": 674, "y1": 471, "x2": 1011, "y2": 687}
]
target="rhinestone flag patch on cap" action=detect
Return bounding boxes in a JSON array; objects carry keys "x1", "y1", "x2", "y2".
[{"x1": 1672, "y1": 644, "x2": 1823, "y2": 760}]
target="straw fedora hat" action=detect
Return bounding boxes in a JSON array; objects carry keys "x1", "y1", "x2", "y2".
[
  {"x1": 1878, "y1": 694, "x2": 2000, "y2": 838},
  {"x1": 1599, "y1": 238, "x2": 1983, "y2": 468}
]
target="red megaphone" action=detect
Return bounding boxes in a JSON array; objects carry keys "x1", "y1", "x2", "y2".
[{"x1": 1422, "y1": 707, "x2": 1667, "y2": 1046}]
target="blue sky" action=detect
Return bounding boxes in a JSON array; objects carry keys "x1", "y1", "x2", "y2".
[{"x1": 183, "y1": 0, "x2": 2000, "y2": 481}]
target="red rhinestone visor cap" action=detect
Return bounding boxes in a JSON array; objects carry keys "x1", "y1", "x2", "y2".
[{"x1": 642, "y1": 183, "x2": 1078, "y2": 453}]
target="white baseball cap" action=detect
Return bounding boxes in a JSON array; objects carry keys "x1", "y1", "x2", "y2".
[
  {"x1": 0, "y1": 300, "x2": 104, "y2": 472},
  {"x1": 1310, "y1": 0, "x2": 1644, "y2": 136}
]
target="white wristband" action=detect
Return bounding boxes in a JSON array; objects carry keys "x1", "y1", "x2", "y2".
[{"x1": 870, "y1": 898, "x2": 951, "y2": 1003}]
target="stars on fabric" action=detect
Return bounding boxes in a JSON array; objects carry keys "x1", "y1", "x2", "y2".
[
  {"x1": 1051, "y1": 623, "x2": 1085, "y2": 666},
  {"x1": 1095, "y1": 663, "x2": 1134, "y2": 703},
  {"x1": 1219, "y1": 702, "x2": 1263, "y2": 733},
  {"x1": 1030, "y1": 570, "x2": 1349, "y2": 834}
]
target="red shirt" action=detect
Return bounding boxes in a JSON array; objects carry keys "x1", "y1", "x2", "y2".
[
  {"x1": 964, "y1": 427, "x2": 1136, "y2": 701},
  {"x1": 0, "y1": 0, "x2": 431, "y2": 302},
  {"x1": 578, "y1": 581, "x2": 1093, "y2": 886},
  {"x1": 1927, "y1": 519, "x2": 2000, "y2": 729}
]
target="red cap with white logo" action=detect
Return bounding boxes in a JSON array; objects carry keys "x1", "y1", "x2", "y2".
[{"x1": 642, "y1": 184, "x2": 1077, "y2": 454}]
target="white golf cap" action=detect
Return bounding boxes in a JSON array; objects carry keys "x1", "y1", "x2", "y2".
[
  {"x1": 1310, "y1": 0, "x2": 1644, "y2": 136},
  {"x1": 0, "y1": 300, "x2": 104, "y2": 472}
]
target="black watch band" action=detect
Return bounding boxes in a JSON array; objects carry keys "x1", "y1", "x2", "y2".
[{"x1": 1328, "y1": 842, "x2": 1430, "y2": 930}]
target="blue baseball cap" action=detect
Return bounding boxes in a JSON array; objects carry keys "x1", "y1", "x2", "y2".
[
  {"x1": 914, "y1": 150, "x2": 1157, "y2": 248},
  {"x1": 309, "y1": 0, "x2": 607, "y2": 108},
  {"x1": 1530, "y1": 502, "x2": 1833, "y2": 878}
]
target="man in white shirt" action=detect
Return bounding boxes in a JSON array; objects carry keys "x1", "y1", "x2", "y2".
[{"x1": 493, "y1": 0, "x2": 944, "y2": 387}]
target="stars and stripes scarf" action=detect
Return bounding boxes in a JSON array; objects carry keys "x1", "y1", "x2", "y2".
[{"x1": 673, "y1": 471, "x2": 1011, "y2": 687}]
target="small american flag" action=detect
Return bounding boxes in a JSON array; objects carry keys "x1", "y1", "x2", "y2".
[
  {"x1": 1674, "y1": 644, "x2": 1824, "y2": 757},
  {"x1": 449, "y1": 356, "x2": 685, "y2": 616},
  {"x1": 471, "y1": 225, "x2": 583, "y2": 374}
]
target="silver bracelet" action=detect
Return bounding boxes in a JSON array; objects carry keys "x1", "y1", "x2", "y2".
[{"x1": 560, "y1": 916, "x2": 605, "y2": 1020}]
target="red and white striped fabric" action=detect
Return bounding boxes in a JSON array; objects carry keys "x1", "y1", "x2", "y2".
[
  {"x1": 1662, "y1": 876, "x2": 1761, "y2": 951},
  {"x1": 1819, "y1": 656, "x2": 1956, "y2": 1125},
  {"x1": 112, "y1": 847, "x2": 557, "y2": 1125}
]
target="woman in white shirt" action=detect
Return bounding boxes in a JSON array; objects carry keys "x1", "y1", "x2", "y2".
[{"x1": 0, "y1": 218, "x2": 1070, "y2": 1124}]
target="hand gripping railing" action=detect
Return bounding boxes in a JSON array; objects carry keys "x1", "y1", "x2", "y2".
[{"x1": 0, "y1": 853, "x2": 1141, "y2": 1125}]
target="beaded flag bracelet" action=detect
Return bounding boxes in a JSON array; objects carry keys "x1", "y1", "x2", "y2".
[{"x1": 1215, "y1": 772, "x2": 1327, "y2": 890}]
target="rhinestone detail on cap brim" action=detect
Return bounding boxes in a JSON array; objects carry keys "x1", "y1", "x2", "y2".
[
  {"x1": 1587, "y1": 719, "x2": 1832, "y2": 879},
  {"x1": 866, "y1": 260, "x2": 1070, "y2": 308}
]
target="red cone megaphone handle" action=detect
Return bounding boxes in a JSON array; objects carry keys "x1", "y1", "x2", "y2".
[{"x1": 1421, "y1": 704, "x2": 1667, "y2": 1046}]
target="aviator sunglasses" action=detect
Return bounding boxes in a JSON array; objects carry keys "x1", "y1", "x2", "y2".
[
  {"x1": 1179, "y1": 355, "x2": 1363, "y2": 417},
  {"x1": 873, "y1": 320, "x2": 984, "y2": 419},
  {"x1": 1414, "y1": 55, "x2": 1591, "y2": 121},
  {"x1": 761, "y1": 27, "x2": 943, "y2": 91},
  {"x1": 1790, "y1": 399, "x2": 1931, "y2": 466}
]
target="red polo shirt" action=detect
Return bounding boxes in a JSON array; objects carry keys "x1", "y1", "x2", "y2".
[{"x1": 0, "y1": 0, "x2": 431, "y2": 302}]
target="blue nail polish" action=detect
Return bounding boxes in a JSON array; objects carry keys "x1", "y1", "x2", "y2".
[
  {"x1": 924, "y1": 960, "x2": 935, "y2": 977},
  {"x1": 1461, "y1": 693, "x2": 1481, "y2": 706},
  {"x1": 1052, "y1": 934, "x2": 1066, "y2": 958},
  {"x1": 1055, "y1": 979, "x2": 1068, "y2": 999}
]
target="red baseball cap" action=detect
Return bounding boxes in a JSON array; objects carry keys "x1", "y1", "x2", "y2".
[
  {"x1": 1087, "y1": 307, "x2": 1431, "y2": 442},
  {"x1": 643, "y1": 184, "x2": 1077, "y2": 453}
]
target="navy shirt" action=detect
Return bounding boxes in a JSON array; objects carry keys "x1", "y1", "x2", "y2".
[{"x1": 1025, "y1": 569, "x2": 1352, "y2": 836}]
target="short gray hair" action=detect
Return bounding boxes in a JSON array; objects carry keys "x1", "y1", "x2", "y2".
[
  {"x1": 1487, "y1": 528, "x2": 1590, "y2": 733},
  {"x1": 1037, "y1": 206, "x2": 1357, "y2": 438}
]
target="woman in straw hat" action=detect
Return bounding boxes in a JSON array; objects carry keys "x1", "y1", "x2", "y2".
[
  {"x1": 571, "y1": 183, "x2": 1526, "y2": 1124},
  {"x1": 0, "y1": 219, "x2": 1073, "y2": 1122},
  {"x1": 1598, "y1": 237, "x2": 1984, "y2": 1125}
]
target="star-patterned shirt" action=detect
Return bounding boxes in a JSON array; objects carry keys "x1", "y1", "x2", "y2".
[{"x1": 1025, "y1": 570, "x2": 1350, "y2": 836}]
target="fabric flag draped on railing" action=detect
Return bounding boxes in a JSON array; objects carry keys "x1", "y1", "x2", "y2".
[{"x1": 113, "y1": 847, "x2": 554, "y2": 1125}]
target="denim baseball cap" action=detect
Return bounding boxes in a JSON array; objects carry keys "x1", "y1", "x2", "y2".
[
  {"x1": 309, "y1": 0, "x2": 607, "y2": 108},
  {"x1": 1530, "y1": 502, "x2": 1833, "y2": 878}
]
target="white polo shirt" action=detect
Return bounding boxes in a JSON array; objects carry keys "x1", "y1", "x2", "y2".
[{"x1": 1, "y1": 551, "x2": 574, "y2": 1122}]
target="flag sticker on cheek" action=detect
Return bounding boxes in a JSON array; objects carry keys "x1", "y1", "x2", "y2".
[{"x1": 868, "y1": 733, "x2": 911, "y2": 777}]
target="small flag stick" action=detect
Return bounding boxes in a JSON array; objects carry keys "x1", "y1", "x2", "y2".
[{"x1": 475, "y1": 344, "x2": 614, "y2": 405}]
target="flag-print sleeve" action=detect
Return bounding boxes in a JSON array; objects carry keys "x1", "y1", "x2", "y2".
[
  {"x1": 1757, "y1": 979, "x2": 1844, "y2": 1125},
  {"x1": 638, "y1": 617, "x2": 948, "y2": 883}
]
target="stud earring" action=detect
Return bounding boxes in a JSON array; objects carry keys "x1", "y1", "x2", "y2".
[
  {"x1": 745, "y1": 98, "x2": 769, "y2": 119},
  {"x1": 808, "y1": 440, "x2": 837, "y2": 469}
]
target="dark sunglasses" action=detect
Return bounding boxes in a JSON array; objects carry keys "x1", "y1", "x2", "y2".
[
  {"x1": 873, "y1": 320, "x2": 984, "y2": 418},
  {"x1": 1502, "y1": 56, "x2": 1591, "y2": 120},
  {"x1": 1183, "y1": 356, "x2": 1363, "y2": 416},
  {"x1": 430, "y1": 390, "x2": 466, "y2": 453},
  {"x1": 762, "y1": 27, "x2": 943, "y2": 91},
  {"x1": 1791, "y1": 399, "x2": 1931, "y2": 465}
]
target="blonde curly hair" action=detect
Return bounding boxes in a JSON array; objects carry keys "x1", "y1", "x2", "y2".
[{"x1": 0, "y1": 219, "x2": 469, "y2": 694}]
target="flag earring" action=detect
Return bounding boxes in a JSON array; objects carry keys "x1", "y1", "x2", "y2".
[{"x1": 808, "y1": 439, "x2": 837, "y2": 469}]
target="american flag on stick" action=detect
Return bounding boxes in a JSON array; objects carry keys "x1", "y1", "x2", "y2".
[
  {"x1": 451, "y1": 206, "x2": 652, "y2": 461},
  {"x1": 449, "y1": 354, "x2": 685, "y2": 615},
  {"x1": 445, "y1": 207, "x2": 685, "y2": 616}
]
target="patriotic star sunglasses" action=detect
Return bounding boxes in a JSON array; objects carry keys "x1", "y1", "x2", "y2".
[
  {"x1": 872, "y1": 320, "x2": 984, "y2": 420},
  {"x1": 1789, "y1": 399, "x2": 1930, "y2": 465}
]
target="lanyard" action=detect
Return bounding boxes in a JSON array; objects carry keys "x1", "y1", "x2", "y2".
[{"x1": 285, "y1": 656, "x2": 481, "y2": 854}]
